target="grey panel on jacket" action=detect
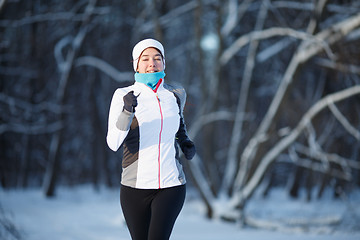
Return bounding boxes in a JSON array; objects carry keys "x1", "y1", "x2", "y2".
[
  {"x1": 121, "y1": 160, "x2": 139, "y2": 188},
  {"x1": 116, "y1": 109, "x2": 135, "y2": 131},
  {"x1": 164, "y1": 83, "x2": 186, "y2": 114}
]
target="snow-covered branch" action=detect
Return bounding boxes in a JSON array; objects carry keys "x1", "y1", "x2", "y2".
[
  {"x1": 294, "y1": 144, "x2": 360, "y2": 171},
  {"x1": 305, "y1": 123, "x2": 326, "y2": 168},
  {"x1": 231, "y1": 85, "x2": 360, "y2": 206},
  {"x1": 140, "y1": 1, "x2": 198, "y2": 33},
  {"x1": 328, "y1": 100, "x2": 360, "y2": 140},
  {"x1": 0, "y1": 12, "x2": 80, "y2": 27},
  {"x1": 221, "y1": 12, "x2": 360, "y2": 65},
  {"x1": 220, "y1": 27, "x2": 312, "y2": 65},
  {"x1": 54, "y1": 35, "x2": 73, "y2": 73},
  {"x1": 234, "y1": 12, "x2": 360, "y2": 191},
  {"x1": 221, "y1": 0, "x2": 254, "y2": 37},
  {"x1": 272, "y1": 1, "x2": 360, "y2": 15},
  {"x1": 221, "y1": 0, "x2": 269, "y2": 196},
  {"x1": 257, "y1": 38, "x2": 294, "y2": 62},
  {"x1": 187, "y1": 155, "x2": 217, "y2": 207},
  {"x1": 315, "y1": 58, "x2": 360, "y2": 75},
  {"x1": 221, "y1": 0, "x2": 238, "y2": 37},
  {"x1": 75, "y1": 56, "x2": 133, "y2": 82},
  {"x1": 289, "y1": 147, "x2": 352, "y2": 181}
]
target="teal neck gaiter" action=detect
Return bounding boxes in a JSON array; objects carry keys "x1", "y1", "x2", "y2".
[{"x1": 134, "y1": 71, "x2": 165, "y2": 90}]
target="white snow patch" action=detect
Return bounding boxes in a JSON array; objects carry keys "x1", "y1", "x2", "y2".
[{"x1": 1, "y1": 185, "x2": 359, "y2": 240}]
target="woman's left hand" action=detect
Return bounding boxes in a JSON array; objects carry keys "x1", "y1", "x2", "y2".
[{"x1": 181, "y1": 140, "x2": 196, "y2": 160}]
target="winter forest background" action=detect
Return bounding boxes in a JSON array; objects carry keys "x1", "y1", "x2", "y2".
[{"x1": 1, "y1": 0, "x2": 360, "y2": 238}]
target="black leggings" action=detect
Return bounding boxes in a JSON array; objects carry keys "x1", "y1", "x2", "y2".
[{"x1": 120, "y1": 184, "x2": 186, "y2": 240}]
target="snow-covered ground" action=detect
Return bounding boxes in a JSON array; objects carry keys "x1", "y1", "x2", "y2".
[{"x1": 1, "y1": 185, "x2": 359, "y2": 240}]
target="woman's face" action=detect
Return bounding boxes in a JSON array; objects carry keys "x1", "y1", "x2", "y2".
[{"x1": 137, "y1": 47, "x2": 164, "y2": 74}]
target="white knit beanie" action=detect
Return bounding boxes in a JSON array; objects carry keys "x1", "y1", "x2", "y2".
[{"x1": 132, "y1": 38, "x2": 165, "y2": 72}]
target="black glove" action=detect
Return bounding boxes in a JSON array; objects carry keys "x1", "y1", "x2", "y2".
[
  {"x1": 180, "y1": 140, "x2": 196, "y2": 160},
  {"x1": 123, "y1": 91, "x2": 138, "y2": 112}
]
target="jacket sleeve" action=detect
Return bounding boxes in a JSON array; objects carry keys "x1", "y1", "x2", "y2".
[
  {"x1": 106, "y1": 88, "x2": 133, "y2": 152},
  {"x1": 173, "y1": 86, "x2": 192, "y2": 145},
  {"x1": 176, "y1": 115, "x2": 192, "y2": 146},
  {"x1": 164, "y1": 83, "x2": 193, "y2": 145}
]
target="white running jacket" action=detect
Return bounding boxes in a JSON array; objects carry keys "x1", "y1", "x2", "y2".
[{"x1": 106, "y1": 80, "x2": 187, "y2": 189}]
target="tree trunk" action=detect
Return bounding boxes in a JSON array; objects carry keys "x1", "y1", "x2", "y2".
[{"x1": 42, "y1": 0, "x2": 97, "y2": 197}]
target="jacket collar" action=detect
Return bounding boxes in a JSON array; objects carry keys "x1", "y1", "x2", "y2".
[{"x1": 134, "y1": 78, "x2": 164, "y2": 93}]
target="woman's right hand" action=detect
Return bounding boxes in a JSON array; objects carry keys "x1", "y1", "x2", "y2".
[{"x1": 123, "y1": 91, "x2": 138, "y2": 112}]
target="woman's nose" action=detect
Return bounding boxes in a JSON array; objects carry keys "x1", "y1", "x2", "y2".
[{"x1": 149, "y1": 59, "x2": 156, "y2": 67}]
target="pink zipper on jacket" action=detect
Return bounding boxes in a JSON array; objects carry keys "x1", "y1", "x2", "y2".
[
  {"x1": 154, "y1": 79, "x2": 163, "y2": 189},
  {"x1": 156, "y1": 94, "x2": 163, "y2": 189}
]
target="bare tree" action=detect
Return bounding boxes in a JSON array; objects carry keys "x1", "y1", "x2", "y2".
[
  {"x1": 184, "y1": 1, "x2": 360, "y2": 222},
  {"x1": 42, "y1": 0, "x2": 99, "y2": 197}
]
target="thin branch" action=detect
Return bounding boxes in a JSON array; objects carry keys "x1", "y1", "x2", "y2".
[
  {"x1": 0, "y1": 0, "x2": 5, "y2": 12},
  {"x1": 0, "y1": 8, "x2": 110, "y2": 28},
  {"x1": 221, "y1": 0, "x2": 253, "y2": 37},
  {"x1": 257, "y1": 38, "x2": 294, "y2": 62},
  {"x1": 187, "y1": 155, "x2": 217, "y2": 205},
  {"x1": 75, "y1": 56, "x2": 133, "y2": 82},
  {"x1": 0, "y1": 12, "x2": 79, "y2": 27},
  {"x1": 140, "y1": 0, "x2": 222, "y2": 33},
  {"x1": 315, "y1": 58, "x2": 360, "y2": 75},
  {"x1": 140, "y1": 1, "x2": 198, "y2": 33},
  {"x1": 271, "y1": 1, "x2": 313, "y2": 11},
  {"x1": 188, "y1": 110, "x2": 238, "y2": 139},
  {"x1": 0, "y1": 93, "x2": 63, "y2": 114},
  {"x1": 220, "y1": 27, "x2": 312, "y2": 65},
  {"x1": 328, "y1": 100, "x2": 360, "y2": 140},
  {"x1": 54, "y1": 35, "x2": 73, "y2": 73},
  {"x1": 294, "y1": 143, "x2": 360, "y2": 171},
  {"x1": 221, "y1": 12, "x2": 360, "y2": 65},
  {"x1": 0, "y1": 122, "x2": 63, "y2": 135},
  {"x1": 306, "y1": 0, "x2": 328, "y2": 33},
  {"x1": 272, "y1": 1, "x2": 360, "y2": 14},
  {"x1": 221, "y1": 0, "x2": 238, "y2": 37},
  {"x1": 289, "y1": 147, "x2": 352, "y2": 181},
  {"x1": 305, "y1": 123, "x2": 330, "y2": 171}
]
